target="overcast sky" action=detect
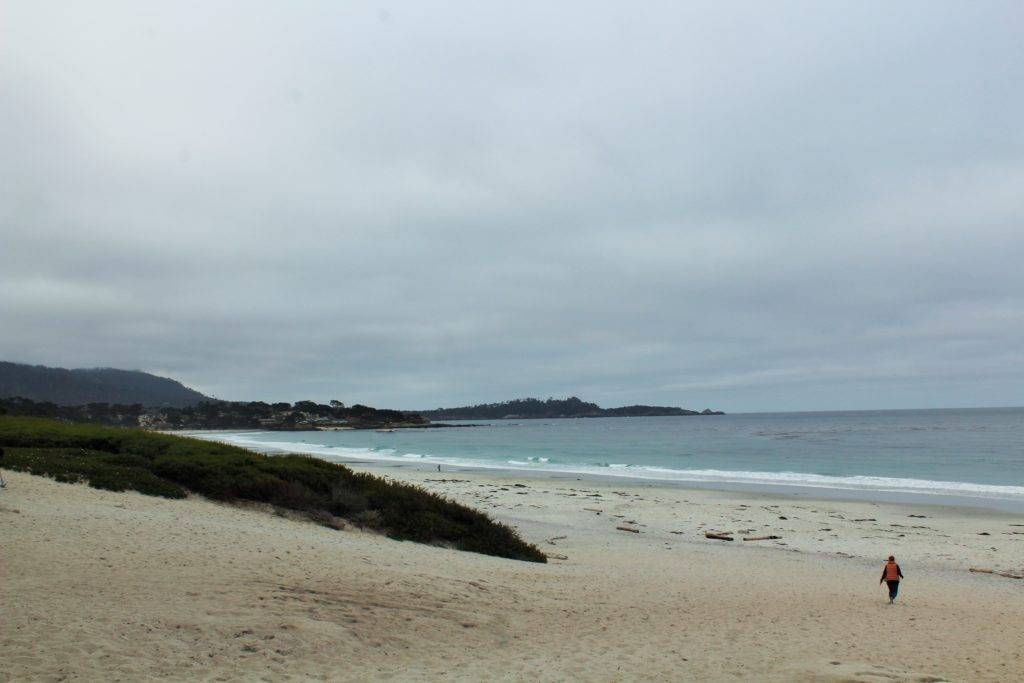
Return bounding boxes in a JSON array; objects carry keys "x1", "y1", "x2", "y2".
[{"x1": 2, "y1": 1, "x2": 1022, "y2": 412}]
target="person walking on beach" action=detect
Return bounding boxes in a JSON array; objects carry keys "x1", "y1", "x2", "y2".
[{"x1": 880, "y1": 555, "x2": 904, "y2": 604}]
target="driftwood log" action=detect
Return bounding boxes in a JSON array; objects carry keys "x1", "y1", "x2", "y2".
[
  {"x1": 616, "y1": 525, "x2": 640, "y2": 533},
  {"x1": 742, "y1": 535, "x2": 782, "y2": 541},
  {"x1": 969, "y1": 567, "x2": 1024, "y2": 579},
  {"x1": 705, "y1": 532, "x2": 734, "y2": 541}
]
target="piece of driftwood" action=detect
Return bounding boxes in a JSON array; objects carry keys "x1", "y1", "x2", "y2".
[
  {"x1": 616, "y1": 525, "x2": 640, "y2": 533},
  {"x1": 970, "y1": 567, "x2": 1024, "y2": 579},
  {"x1": 546, "y1": 535, "x2": 567, "y2": 545},
  {"x1": 742, "y1": 535, "x2": 781, "y2": 541},
  {"x1": 545, "y1": 553, "x2": 568, "y2": 560},
  {"x1": 583, "y1": 507, "x2": 602, "y2": 513},
  {"x1": 705, "y1": 532, "x2": 734, "y2": 541}
]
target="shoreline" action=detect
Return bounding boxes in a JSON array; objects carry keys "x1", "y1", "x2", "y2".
[
  {"x1": 181, "y1": 429, "x2": 1024, "y2": 514},
  {"x1": 355, "y1": 459, "x2": 1024, "y2": 514},
  {"x1": 350, "y1": 464, "x2": 1024, "y2": 577}
]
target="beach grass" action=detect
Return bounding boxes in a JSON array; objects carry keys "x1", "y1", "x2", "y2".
[{"x1": 0, "y1": 416, "x2": 546, "y2": 562}]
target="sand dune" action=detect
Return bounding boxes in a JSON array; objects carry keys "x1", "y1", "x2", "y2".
[{"x1": 2, "y1": 469, "x2": 1022, "y2": 681}]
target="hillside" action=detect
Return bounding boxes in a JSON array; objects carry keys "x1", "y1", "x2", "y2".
[
  {"x1": 0, "y1": 361, "x2": 211, "y2": 407},
  {"x1": 419, "y1": 397, "x2": 724, "y2": 420}
]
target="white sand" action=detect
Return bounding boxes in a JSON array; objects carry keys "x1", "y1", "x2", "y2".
[{"x1": 2, "y1": 468, "x2": 1022, "y2": 682}]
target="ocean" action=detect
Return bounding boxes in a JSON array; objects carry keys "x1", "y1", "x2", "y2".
[{"x1": 196, "y1": 408, "x2": 1024, "y2": 511}]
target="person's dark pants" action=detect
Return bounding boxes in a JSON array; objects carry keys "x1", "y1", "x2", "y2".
[{"x1": 886, "y1": 580, "x2": 900, "y2": 601}]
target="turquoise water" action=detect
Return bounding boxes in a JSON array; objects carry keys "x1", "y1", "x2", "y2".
[{"x1": 200, "y1": 408, "x2": 1024, "y2": 508}]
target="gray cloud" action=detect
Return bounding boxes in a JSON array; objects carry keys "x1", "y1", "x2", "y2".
[{"x1": 2, "y1": 1, "x2": 1022, "y2": 411}]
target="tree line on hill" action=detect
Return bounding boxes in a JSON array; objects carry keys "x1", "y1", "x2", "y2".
[
  {"x1": 0, "y1": 363, "x2": 723, "y2": 429},
  {"x1": 0, "y1": 396, "x2": 424, "y2": 430},
  {"x1": 418, "y1": 396, "x2": 724, "y2": 420}
]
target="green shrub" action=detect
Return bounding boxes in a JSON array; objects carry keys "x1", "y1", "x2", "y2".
[
  {"x1": 0, "y1": 416, "x2": 545, "y2": 562},
  {"x1": 3, "y1": 447, "x2": 187, "y2": 498}
]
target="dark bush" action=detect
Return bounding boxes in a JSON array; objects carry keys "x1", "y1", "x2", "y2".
[{"x1": 0, "y1": 416, "x2": 545, "y2": 562}]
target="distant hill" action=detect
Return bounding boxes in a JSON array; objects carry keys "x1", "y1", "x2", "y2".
[
  {"x1": 0, "y1": 361, "x2": 211, "y2": 407},
  {"x1": 418, "y1": 397, "x2": 724, "y2": 420}
]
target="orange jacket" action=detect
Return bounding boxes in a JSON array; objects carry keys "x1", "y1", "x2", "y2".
[{"x1": 882, "y1": 561, "x2": 903, "y2": 581}]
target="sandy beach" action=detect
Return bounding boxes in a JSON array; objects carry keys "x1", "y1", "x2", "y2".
[{"x1": 3, "y1": 467, "x2": 1022, "y2": 682}]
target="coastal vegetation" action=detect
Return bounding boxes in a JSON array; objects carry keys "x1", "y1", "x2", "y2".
[
  {"x1": 0, "y1": 416, "x2": 546, "y2": 562},
  {"x1": 145, "y1": 399, "x2": 423, "y2": 430},
  {"x1": 419, "y1": 396, "x2": 724, "y2": 420},
  {"x1": 0, "y1": 396, "x2": 425, "y2": 430}
]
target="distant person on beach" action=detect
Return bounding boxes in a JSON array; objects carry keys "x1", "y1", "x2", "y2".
[{"x1": 880, "y1": 555, "x2": 904, "y2": 604}]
